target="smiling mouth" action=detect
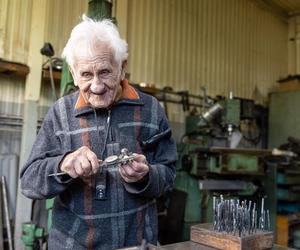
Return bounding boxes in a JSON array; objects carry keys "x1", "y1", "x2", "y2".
[{"x1": 90, "y1": 90, "x2": 107, "y2": 96}]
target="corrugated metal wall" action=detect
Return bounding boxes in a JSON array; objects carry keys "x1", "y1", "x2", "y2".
[
  {"x1": 0, "y1": 0, "x2": 87, "y2": 219},
  {"x1": 126, "y1": 0, "x2": 288, "y2": 104},
  {"x1": 44, "y1": 0, "x2": 88, "y2": 58},
  {"x1": 0, "y1": 0, "x2": 33, "y2": 63},
  {"x1": 0, "y1": 0, "x2": 87, "y2": 64}
]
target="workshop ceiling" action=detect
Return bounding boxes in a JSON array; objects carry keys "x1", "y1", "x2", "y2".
[{"x1": 267, "y1": 0, "x2": 300, "y2": 16}]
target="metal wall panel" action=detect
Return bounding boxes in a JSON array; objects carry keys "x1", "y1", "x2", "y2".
[
  {"x1": 44, "y1": 0, "x2": 88, "y2": 58},
  {"x1": 0, "y1": 76, "x2": 25, "y2": 117},
  {"x1": 0, "y1": 0, "x2": 87, "y2": 64},
  {"x1": 126, "y1": 0, "x2": 288, "y2": 109},
  {"x1": 0, "y1": 76, "x2": 56, "y2": 120},
  {"x1": 0, "y1": 0, "x2": 88, "y2": 113},
  {"x1": 0, "y1": 0, "x2": 33, "y2": 63}
]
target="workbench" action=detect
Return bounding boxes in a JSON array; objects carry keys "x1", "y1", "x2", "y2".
[{"x1": 152, "y1": 241, "x2": 296, "y2": 250}]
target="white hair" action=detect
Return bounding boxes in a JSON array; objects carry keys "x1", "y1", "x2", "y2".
[{"x1": 62, "y1": 15, "x2": 128, "y2": 68}]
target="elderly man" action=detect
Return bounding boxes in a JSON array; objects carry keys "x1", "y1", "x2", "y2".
[{"x1": 20, "y1": 15, "x2": 177, "y2": 250}]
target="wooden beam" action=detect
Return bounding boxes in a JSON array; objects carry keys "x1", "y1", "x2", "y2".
[{"x1": 42, "y1": 69, "x2": 61, "y2": 82}]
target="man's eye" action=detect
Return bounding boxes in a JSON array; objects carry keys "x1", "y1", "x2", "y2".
[
  {"x1": 82, "y1": 72, "x2": 92, "y2": 78},
  {"x1": 100, "y1": 69, "x2": 111, "y2": 76}
]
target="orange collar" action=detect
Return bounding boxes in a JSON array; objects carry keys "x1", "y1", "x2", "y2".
[{"x1": 74, "y1": 79, "x2": 139, "y2": 109}]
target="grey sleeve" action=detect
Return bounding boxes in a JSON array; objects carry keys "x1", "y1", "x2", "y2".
[
  {"x1": 123, "y1": 104, "x2": 177, "y2": 198},
  {"x1": 20, "y1": 105, "x2": 72, "y2": 200}
]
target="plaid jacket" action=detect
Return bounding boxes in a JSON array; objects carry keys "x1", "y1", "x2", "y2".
[{"x1": 20, "y1": 80, "x2": 177, "y2": 250}]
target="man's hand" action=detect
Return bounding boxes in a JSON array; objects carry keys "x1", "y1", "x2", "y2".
[
  {"x1": 59, "y1": 146, "x2": 99, "y2": 178},
  {"x1": 118, "y1": 154, "x2": 149, "y2": 183}
]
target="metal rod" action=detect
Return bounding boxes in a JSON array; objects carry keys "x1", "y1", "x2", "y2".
[
  {"x1": 213, "y1": 196, "x2": 217, "y2": 230},
  {"x1": 2, "y1": 176, "x2": 13, "y2": 250},
  {"x1": 0, "y1": 181, "x2": 4, "y2": 250},
  {"x1": 260, "y1": 197, "x2": 265, "y2": 231},
  {"x1": 267, "y1": 210, "x2": 270, "y2": 231}
]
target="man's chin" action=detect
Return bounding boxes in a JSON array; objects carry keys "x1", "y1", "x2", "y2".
[{"x1": 89, "y1": 99, "x2": 112, "y2": 109}]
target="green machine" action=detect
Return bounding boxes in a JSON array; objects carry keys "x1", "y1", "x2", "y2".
[
  {"x1": 174, "y1": 95, "x2": 276, "y2": 241},
  {"x1": 21, "y1": 223, "x2": 44, "y2": 250}
]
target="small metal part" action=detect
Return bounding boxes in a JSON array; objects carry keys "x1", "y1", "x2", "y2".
[
  {"x1": 218, "y1": 202, "x2": 223, "y2": 232},
  {"x1": 267, "y1": 210, "x2": 270, "y2": 231},
  {"x1": 251, "y1": 203, "x2": 256, "y2": 233},
  {"x1": 259, "y1": 197, "x2": 265, "y2": 231},
  {"x1": 104, "y1": 155, "x2": 119, "y2": 163},
  {"x1": 48, "y1": 148, "x2": 136, "y2": 177},
  {"x1": 95, "y1": 184, "x2": 106, "y2": 200},
  {"x1": 213, "y1": 196, "x2": 217, "y2": 230},
  {"x1": 254, "y1": 210, "x2": 257, "y2": 233},
  {"x1": 120, "y1": 148, "x2": 129, "y2": 155}
]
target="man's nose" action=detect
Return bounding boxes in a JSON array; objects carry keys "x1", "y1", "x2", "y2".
[{"x1": 90, "y1": 76, "x2": 105, "y2": 93}]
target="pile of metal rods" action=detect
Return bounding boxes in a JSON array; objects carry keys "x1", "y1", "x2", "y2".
[{"x1": 213, "y1": 195, "x2": 271, "y2": 236}]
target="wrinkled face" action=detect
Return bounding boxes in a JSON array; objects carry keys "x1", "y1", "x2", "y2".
[{"x1": 71, "y1": 43, "x2": 123, "y2": 109}]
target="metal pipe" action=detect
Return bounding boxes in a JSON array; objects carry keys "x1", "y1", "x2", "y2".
[{"x1": 2, "y1": 176, "x2": 13, "y2": 250}]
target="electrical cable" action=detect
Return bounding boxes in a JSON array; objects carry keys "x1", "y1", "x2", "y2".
[{"x1": 48, "y1": 57, "x2": 58, "y2": 100}]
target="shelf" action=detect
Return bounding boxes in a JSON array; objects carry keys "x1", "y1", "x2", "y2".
[{"x1": 0, "y1": 59, "x2": 29, "y2": 77}]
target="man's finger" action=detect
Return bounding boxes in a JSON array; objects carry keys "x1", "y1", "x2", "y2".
[
  {"x1": 60, "y1": 154, "x2": 74, "y2": 172},
  {"x1": 74, "y1": 161, "x2": 84, "y2": 176},
  {"x1": 119, "y1": 167, "x2": 135, "y2": 183},
  {"x1": 121, "y1": 165, "x2": 145, "y2": 179},
  {"x1": 79, "y1": 156, "x2": 92, "y2": 175},
  {"x1": 133, "y1": 154, "x2": 147, "y2": 163},
  {"x1": 121, "y1": 165, "x2": 137, "y2": 177},
  {"x1": 68, "y1": 169, "x2": 79, "y2": 179},
  {"x1": 130, "y1": 161, "x2": 148, "y2": 173},
  {"x1": 86, "y1": 150, "x2": 99, "y2": 174}
]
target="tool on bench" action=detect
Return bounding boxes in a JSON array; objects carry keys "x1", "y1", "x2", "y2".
[
  {"x1": 48, "y1": 148, "x2": 137, "y2": 177},
  {"x1": 213, "y1": 196, "x2": 270, "y2": 236}
]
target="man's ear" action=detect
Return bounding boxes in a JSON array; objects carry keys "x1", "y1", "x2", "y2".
[
  {"x1": 122, "y1": 60, "x2": 128, "y2": 70},
  {"x1": 69, "y1": 66, "x2": 78, "y2": 86},
  {"x1": 121, "y1": 60, "x2": 128, "y2": 80}
]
